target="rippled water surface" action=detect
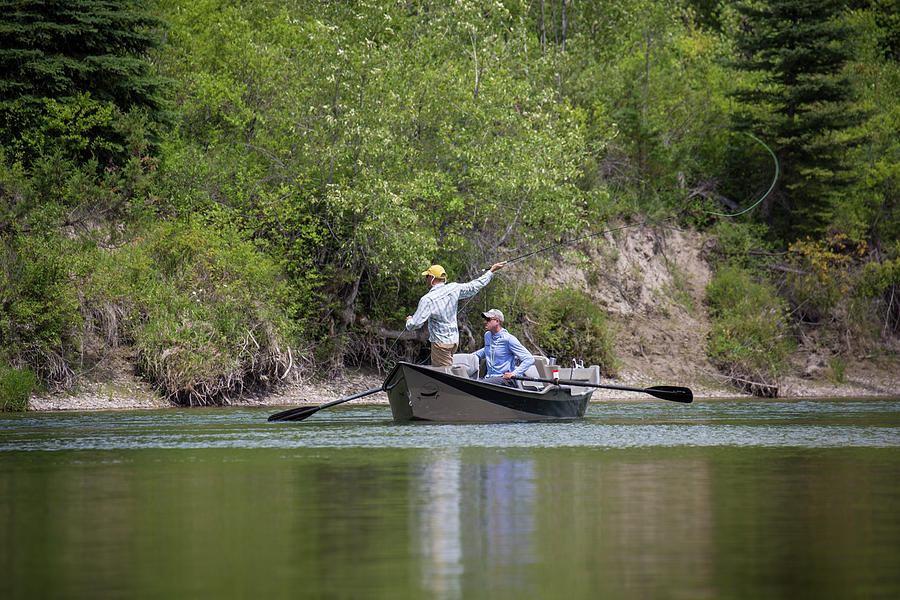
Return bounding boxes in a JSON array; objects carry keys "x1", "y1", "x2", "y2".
[{"x1": 2, "y1": 398, "x2": 899, "y2": 599}]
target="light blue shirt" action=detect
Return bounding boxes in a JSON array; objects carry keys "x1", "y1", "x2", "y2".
[
  {"x1": 474, "y1": 328, "x2": 535, "y2": 377},
  {"x1": 406, "y1": 271, "x2": 494, "y2": 344}
]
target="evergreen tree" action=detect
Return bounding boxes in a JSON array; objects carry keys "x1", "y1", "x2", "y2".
[
  {"x1": 728, "y1": 0, "x2": 866, "y2": 238},
  {"x1": 0, "y1": 0, "x2": 170, "y2": 164},
  {"x1": 871, "y1": 0, "x2": 900, "y2": 61}
]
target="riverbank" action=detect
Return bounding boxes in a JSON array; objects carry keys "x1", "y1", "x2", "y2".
[
  {"x1": 23, "y1": 226, "x2": 900, "y2": 412},
  {"x1": 27, "y1": 359, "x2": 899, "y2": 412}
]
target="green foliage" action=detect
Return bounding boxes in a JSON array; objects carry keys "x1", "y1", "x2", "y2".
[
  {"x1": 826, "y1": 356, "x2": 847, "y2": 385},
  {"x1": 0, "y1": 362, "x2": 36, "y2": 412},
  {"x1": 531, "y1": 287, "x2": 616, "y2": 373},
  {"x1": 0, "y1": 0, "x2": 171, "y2": 165},
  {"x1": 858, "y1": 258, "x2": 900, "y2": 299},
  {"x1": 871, "y1": 0, "x2": 900, "y2": 61},
  {"x1": 727, "y1": 0, "x2": 867, "y2": 238},
  {"x1": 709, "y1": 220, "x2": 773, "y2": 269},
  {"x1": 852, "y1": 257, "x2": 900, "y2": 337},
  {"x1": 706, "y1": 266, "x2": 793, "y2": 389},
  {"x1": 562, "y1": 0, "x2": 734, "y2": 216},
  {"x1": 782, "y1": 234, "x2": 863, "y2": 322},
  {"x1": 844, "y1": 6, "x2": 900, "y2": 255},
  {"x1": 1, "y1": 94, "x2": 123, "y2": 166},
  {"x1": 86, "y1": 217, "x2": 295, "y2": 405},
  {"x1": 1, "y1": 140, "x2": 158, "y2": 249},
  {"x1": 0, "y1": 232, "x2": 83, "y2": 387},
  {"x1": 480, "y1": 283, "x2": 616, "y2": 374},
  {"x1": 0, "y1": 0, "x2": 167, "y2": 103}
]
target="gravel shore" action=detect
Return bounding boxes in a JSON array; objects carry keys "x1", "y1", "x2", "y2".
[{"x1": 27, "y1": 365, "x2": 898, "y2": 412}]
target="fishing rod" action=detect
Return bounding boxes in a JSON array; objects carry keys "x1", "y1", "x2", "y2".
[
  {"x1": 384, "y1": 219, "x2": 621, "y2": 368},
  {"x1": 446, "y1": 219, "x2": 660, "y2": 345},
  {"x1": 499, "y1": 221, "x2": 650, "y2": 267}
]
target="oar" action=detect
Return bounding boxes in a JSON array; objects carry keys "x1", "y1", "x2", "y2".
[
  {"x1": 267, "y1": 386, "x2": 385, "y2": 422},
  {"x1": 513, "y1": 376, "x2": 693, "y2": 404}
]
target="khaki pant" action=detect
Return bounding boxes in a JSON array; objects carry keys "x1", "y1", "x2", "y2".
[{"x1": 430, "y1": 342, "x2": 458, "y2": 367}]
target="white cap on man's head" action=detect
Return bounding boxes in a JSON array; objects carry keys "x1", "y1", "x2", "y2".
[{"x1": 481, "y1": 309, "x2": 504, "y2": 322}]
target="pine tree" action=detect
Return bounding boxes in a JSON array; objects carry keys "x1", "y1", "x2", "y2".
[
  {"x1": 728, "y1": 0, "x2": 866, "y2": 238},
  {"x1": 872, "y1": 0, "x2": 900, "y2": 61},
  {"x1": 0, "y1": 0, "x2": 169, "y2": 164}
]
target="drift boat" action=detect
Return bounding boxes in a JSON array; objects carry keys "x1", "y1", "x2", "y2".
[
  {"x1": 383, "y1": 357, "x2": 597, "y2": 423},
  {"x1": 267, "y1": 354, "x2": 691, "y2": 423}
]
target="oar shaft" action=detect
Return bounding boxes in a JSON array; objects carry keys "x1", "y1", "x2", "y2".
[
  {"x1": 512, "y1": 376, "x2": 692, "y2": 403},
  {"x1": 515, "y1": 375, "x2": 638, "y2": 391},
  {"x1": 268, "y1": 386, "x2": 384, "y2": 422}
]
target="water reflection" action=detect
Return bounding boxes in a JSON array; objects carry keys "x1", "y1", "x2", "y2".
[
  {"x1": 416, "y1": 449, "x2": 463, "y2": 599},
  {"x1": 476, "y1": 455, "x2": 536, "y2": 570},
  {"x1": 414, "y1": 449, "x2": 537, "y2": 599},
  {"x1": 1, "y1": 400, "x2": 899, "y2": 600}
]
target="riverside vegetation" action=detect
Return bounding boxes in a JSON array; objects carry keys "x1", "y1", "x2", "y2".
[{"x1": 2, "y1": 0, "x2": 899, "y2": 410}]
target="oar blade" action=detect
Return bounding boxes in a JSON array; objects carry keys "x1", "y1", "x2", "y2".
[
  {"x1": 267, "y1": 406, "x2": 315, "y2": 422},
  {"x1": 274, "y1": 406, "x2": 320, "y2": 422},
  {"x1": 646, "y1": 385, "x2": 693, "y2": 403}
]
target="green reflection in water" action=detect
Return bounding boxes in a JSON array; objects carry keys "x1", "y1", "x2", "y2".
[
  {"x1": 1, "y1": 402, "x2": 899, "y2": 599},
  {"x1": 1, "y1": 447, "x2": 898, "y2": 599}
]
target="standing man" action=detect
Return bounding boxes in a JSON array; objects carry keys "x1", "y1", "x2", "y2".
[
  {"x1": 406, "y1": 261, "x2": 507, "y2": 366},
  {"x1": 474, "y1": 309, "x2": 534, "y2": 386}
]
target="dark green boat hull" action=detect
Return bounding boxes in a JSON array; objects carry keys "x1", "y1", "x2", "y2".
[{"x1": 385, "y1": 362, "x2": 593, "y2": 423}]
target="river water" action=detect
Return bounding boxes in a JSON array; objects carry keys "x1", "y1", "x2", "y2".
[{"x1": 1, "y1": 398, "x2": 898, "y2": 599}]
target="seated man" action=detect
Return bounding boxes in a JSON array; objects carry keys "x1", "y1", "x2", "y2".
[{"x1": 474, "y1": 309, "x2": 535, "y2": 387}]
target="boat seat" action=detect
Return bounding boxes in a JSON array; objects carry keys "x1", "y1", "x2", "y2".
[
  {"x1": 531, "y1": 363, "x2": 600, "y2": 385},
  {"x1": 449, "y1": 364, "x2": 468, "y2": 378},
  {"x1": 452, "y1": 353, "x2": 479, "y2": 379},
  {"x1": 574, "y1": 365, "x2": 601, "y2": 385},
  {"x1": 533, "y1": 356, "x2": 555, "y2": 379},
  {"x1": 511, "y1": 353, "x2": 546, "y2": 390},
  {"x1": 555, "y1": 365, "x2": 601, "y2": 392},
  {"x1": 518, "y1": 364, "x2": 544, "y2": 390}
]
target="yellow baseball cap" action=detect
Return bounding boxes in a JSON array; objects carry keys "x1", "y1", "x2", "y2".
[{"x1": 421, "y1": 265, "x2": 447, "y2": 280}]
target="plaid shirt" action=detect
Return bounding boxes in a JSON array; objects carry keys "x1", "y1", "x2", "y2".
[{"x1": 406, "y1": 271, "x2": 494, "y2": 343}]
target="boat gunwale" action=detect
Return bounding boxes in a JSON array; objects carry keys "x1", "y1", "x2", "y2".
[{"x1": 386, "y1": 361, "x2": 597, "y2": 398}]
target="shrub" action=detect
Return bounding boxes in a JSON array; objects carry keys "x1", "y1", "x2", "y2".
[
  {"x1": 0, "y1": 363, "x2": 37, "y2": 412},
  {"x1": 478, "y1": 283, "x2": 617, "y2": 375},
  {"x1": 826, "y1": 357, "x2": 847, "y2": 385},
  {"x1": 856, "y1": 258, "x2": 900, "y2": 336},
  {"x1": 86, "y1": 217, "x2": 297, "y2": 405},
  {"x1": 782, "y1": 235, "x2": 859, "y2": 322},
  {"x1": 706, "y1": 266, "x2": 793, "y2": 395},
  {"x1": 0, "y1": 233, "x2": 83, "y2": 388}
]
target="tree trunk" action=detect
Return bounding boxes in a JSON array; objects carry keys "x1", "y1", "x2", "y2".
[{"x1": 540, "y1": 0, "x2": 546, "y2": 57}]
